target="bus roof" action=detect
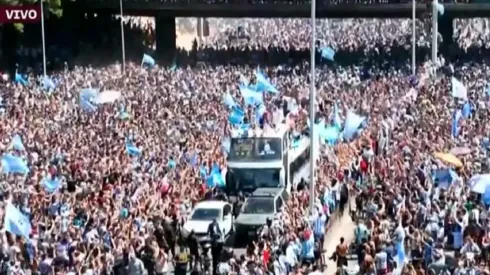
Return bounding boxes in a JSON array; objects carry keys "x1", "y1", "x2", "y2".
[
  {"x1": 231, "y1": 124, "x2": 290, "y2": 139},
  {"x1": 228, "y1": 161, "x2": 282, "y2": 169}
]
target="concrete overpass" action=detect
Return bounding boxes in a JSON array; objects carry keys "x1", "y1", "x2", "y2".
[{"x1": 69, "y1": 0, "x2": 490, "y2": 55}]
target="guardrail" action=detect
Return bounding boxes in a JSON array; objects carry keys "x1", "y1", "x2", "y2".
[{"x1": 82, "y1": 0, "x2": 476, "y2": 5}]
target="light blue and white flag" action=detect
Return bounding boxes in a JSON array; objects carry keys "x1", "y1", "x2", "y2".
[
  {"x1": 42, "y1": 76, "x2": 56, "y2": 92},
  {"x1": 1, "y1": 154, "x2": 29, "y2": 174},
  {"x1": 321, "y1": 126, "x2": 340, "y2": 145},
  {"x1": 451, "y1": 77, "x2": 467, "y2": 100},
  {"x1": 142, "y1": 54, "x2": 156, "y2": 68},
  {"x1": 451, "y1": 109, "x2": 462, "y2": 138},
  {"x1": 80, "y1": 99, "x2": 97, "y2": 112},
  {"x1": 80, "y1": 88, "x2": 98, "y2": 101},
  {"x1": 343, "y1": 110, "x2": 366, "y2": 140},
  {"x1": 42, "y1": 177, "x2": 61, "y2": 193},
  {"x1": 240, "y1": 85, "x2": 263, "y2": 106},
  {"x1": 125, "y1": 141, "x2": 142, "y2": 157},
  {"x1": 255, "y1": 104, "x2": 266, "y2": 124},
  {"x1": 14, "y1": 73, "x2": 28, "y2": 86},
  {"x1": 332, "y1": 102, "x2": 342, "y2": 129},
  {"x1": 462, "y1": 102, "x2": 471, "y2": 119},
  {"x1": 321, "y1": 47, "x2": 335, "y2": 61},
  {"x1": 228, "y1": 109, "x2": 244, "y2": 125},
  {"x1": 80, "y1": 88, "x2": 98, "y2": 113},
  {"x1": 11, "y1": 134, "x2": 25, "y2": 151},
  {"x1": 435, "y1": 2, "x2": 444, "y2": 15},
  {"x1": 239, "y1": 74, "x2": 249, "y2": 86},
  {"x1": 223, "y1": 92, "x2": 236, "y2": 109},
  {"x1": 483, "y1": 185, "x2": 490, "y2": 205},
  {"x1": 4, "y1": 203, "x2": 31, "y2": 239},
  {"x1": 255, "y1": 71, "x2": 279, "y2": 94},
  {"x1": 432, "y1": 169, "x2": 457, "y2": 190}
]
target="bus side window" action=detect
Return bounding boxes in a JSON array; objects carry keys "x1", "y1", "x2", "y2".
[
  {"x1": 225, "y1": 170, "x2": 236, "y2": 195},
  {"x1": 289, "y1": 148, "x2": 310, "y2": 182}
]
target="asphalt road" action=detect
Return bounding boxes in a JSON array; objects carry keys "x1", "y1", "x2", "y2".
[
  {"x1": 323, "y1": 206, "x2": 357, "y2": 275},
  {"x1": 165, "y1": 204, "x2": 357, "y2": 274}
]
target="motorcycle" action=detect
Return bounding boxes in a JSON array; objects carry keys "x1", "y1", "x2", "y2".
[{"x1": 199, "y1": 239, "x2": 213, "y2": 275}]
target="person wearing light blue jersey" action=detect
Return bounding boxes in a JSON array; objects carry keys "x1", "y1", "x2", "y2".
[
  {"x1": 312, "y1": 212, "x2": 327, "y2": 244},
  {"x1": 355, "y1": 220, "x2": 369, "y2": 245},
  {"x1": 300, "y1": 231, "x2": 315, "y2": 265}
]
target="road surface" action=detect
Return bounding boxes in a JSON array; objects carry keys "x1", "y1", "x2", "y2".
[
  {"x1": 323, "y1": 206, "x2": 357, "y2": 275},
  {"x1": 165, "y1": 203, "x2": 356, "y2": 274}
]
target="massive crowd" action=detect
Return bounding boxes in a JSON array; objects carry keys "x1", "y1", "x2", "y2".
[{"x1": 1, "y1": 7, "x2": 490, "y2": 275}]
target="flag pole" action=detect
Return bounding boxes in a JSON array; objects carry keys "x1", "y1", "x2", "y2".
[
  {"x1": 411, "y1": 0, "x2": 416, "y2": 75},
  {"x1": 40, "y1": 0, "x2": 47, "y2": 78},
  {"x1": 309, "y1": 0, "x2": 316, "y2": 214},
  {"x1": 119, "y1": 0, "x2": 126, "y2": 73}
]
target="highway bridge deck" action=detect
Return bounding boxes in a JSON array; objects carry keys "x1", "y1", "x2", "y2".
[
  {"x1": 67, "y1": 0, "x2": 488, "y2": 55},
  {"x1": 76, "y1": 0, "x2": 490, "y2": 18}
]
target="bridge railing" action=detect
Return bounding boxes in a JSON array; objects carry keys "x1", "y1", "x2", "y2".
[{"x1": 89, "y1": 0, "x2": 475, "y2": 4}]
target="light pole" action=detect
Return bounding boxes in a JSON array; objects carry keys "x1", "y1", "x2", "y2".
[
  {"x1": 412, "y1": 0, "x2": 416, "y2": 75},
  {"x1": 119, "y1": 0, "x2": 126, "y2": 72},
  {"x1": 309, "y1": 0, "x2": 316, "y2": 213},
  {"x1": 40, "y1": 0, "x2": 46, "y2": 78}
]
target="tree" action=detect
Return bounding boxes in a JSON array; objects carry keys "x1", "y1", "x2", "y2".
[{"x1": 0, "y1": 0, "x2": 63, "y2": 31}]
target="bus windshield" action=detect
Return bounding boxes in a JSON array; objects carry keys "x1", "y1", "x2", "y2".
[
  {"x1": 230, "y1": 168, "x2": 281, "y2": 192},
  {"x1": 242, "y1": 197, "x2": 275, "y2": 214},
  {"x1": 228, "y1": 138, "x2": 282, "y2": 162}
]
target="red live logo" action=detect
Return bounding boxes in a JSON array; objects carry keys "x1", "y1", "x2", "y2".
[{"x1": 0, "y1": 5, "x2": 41, "y2": 23}]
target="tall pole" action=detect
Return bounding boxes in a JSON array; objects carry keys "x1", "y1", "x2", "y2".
[
  {"x1": 431, "y1": 0, "x2": 438, "y2": 63},
  {"x1": 411, "y1": 0, "x2": 416, "y2": 75},
  {"x1": 309, "y1": 0, "x2": 316, "y2": 214},
  {"x1": 40, "y1": 0, "x2": 46, "y2": 78},
  {"x1": 119, "y1": 0, "x2": 126, "y2": 72},
  {"x1": 199, "y1": 18, "x2": 204, "y2": 45}
]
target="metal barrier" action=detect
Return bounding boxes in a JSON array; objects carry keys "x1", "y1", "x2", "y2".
[{"x1": 85, "y1": 0, "x2": 474, "y2": 5}]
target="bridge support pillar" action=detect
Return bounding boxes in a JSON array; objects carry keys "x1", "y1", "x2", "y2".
[
  {"x1": 438, "y1": 15, "x2": 454, "y2": 49},
  {"x1": 155, "y1": 14, "x2": 176, "y2": 59}
]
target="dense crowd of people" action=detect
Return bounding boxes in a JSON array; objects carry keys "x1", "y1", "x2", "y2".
[{"x1": 1, "y1": 5, "x2": 490, "y2": 275}]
